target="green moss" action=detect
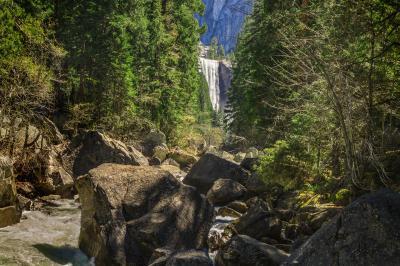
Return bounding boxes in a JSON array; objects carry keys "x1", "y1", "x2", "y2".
[{"x1": 334, "y1": 188, "x2": 352, "y2": 205}]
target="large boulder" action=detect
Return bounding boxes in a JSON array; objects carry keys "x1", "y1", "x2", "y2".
[
  {"x1": 0, "y1": 156, "x2": 21, "y2": 228},
  {"x1": 76, "y1": 164, "x2": 213, "y2": 266},
  {"x1": 183, "y1": 153, "x2": 250, "y2": 194},
  {"x1": 143, "y1": 130, "x2": 167, "y2": 156},
  {"x1": 245, "y1": 173, "x2": 268, "y2": 196},
  {"x1": 206, "y1": 179, "x2": 247, "y2": 205},
  {"x1": 158, "y1": 164, "x2": 186, "y2": 181},
  {"x1": 284, "y1": 189, "x2": 400, "y2": 265},
  {"x1": 34, "y1": 147, "x2": 74, "y2": 197},
  {"x1": 215, "y1": 235, "x2": 289, "y2": 266},
  {"x1": 234, "y1": 201, "x2": 283, "y2": 241},
  {"x1": 64, "y1": 131, "x2": 148, "y2": 177}
]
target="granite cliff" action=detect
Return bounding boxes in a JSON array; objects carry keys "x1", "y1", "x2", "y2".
[{"x1": 197, "y1": 0, "x2": 253, "y2": 53}]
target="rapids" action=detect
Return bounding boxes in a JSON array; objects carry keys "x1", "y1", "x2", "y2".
[{"x1": 0, "y1": 199, "x2": 92, "y2": 266}]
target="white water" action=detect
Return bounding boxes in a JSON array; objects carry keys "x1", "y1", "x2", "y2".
[
  {"x1": 0, "y1": 199, "x2": 92, "y2": 266},
  {"x1": 200, "y1": 58, "x2": 221, "y2": 111},
  {"x1": 208, "y1": 208, "x2": 240, "y2": 262}
]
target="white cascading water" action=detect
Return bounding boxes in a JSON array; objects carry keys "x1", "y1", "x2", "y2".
[{"x1": 200, "y1": 57, "x2": 221, "y2": 111}]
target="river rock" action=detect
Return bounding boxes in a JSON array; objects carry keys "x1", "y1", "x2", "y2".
[
  {"x1": 227, "y1": 201, "x2": 248, "y2": 213},
  {"x1": 217, "y1": 206, "x2": 242, "y2": 219},
  {"x1": 168, "y1": 148, "x2": 198, "y2": 168},
  {"x1": 64, "y1": 131, "x2": 148, "y2": 177},
  {"x1": 207, "y1": 179, "x2": 247, "y2": 205},
  {"x1": 284, "y1": 189, "x2": 400, "y2": 265},
  {"x1": 150, "y1": 250, "x2": 213, "y2": 266},
  {"x1": 183, "y1": 153, "x2": 250, "y2": 194},
  {"x1": 245, "y1": 173, "x2": 268, "y2": 196},
  {"x1": 215, "y1": 235, "x2": 289, "y2": 266},
  {"x1": 234, "y1": 201, "x2": 283, "y2": 241},
  {"x1": 76, "y1": 164, "x2": 213, "y2": 266},
  {"x1": 0, "y1": 156, "x2": 21, "y2": 228}
]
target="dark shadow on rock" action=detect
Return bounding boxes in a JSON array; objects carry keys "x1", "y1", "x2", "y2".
[{"x1": 33, "y1": 244, "x2": 91, "y2": 266}]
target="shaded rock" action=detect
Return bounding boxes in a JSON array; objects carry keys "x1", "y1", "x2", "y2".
[
  {"x1": 149, "y1": 156, "x2": 162, "y2": 166},
  {"x1": 240, "y1": 157, "x2": 259, "y2": 171},
  {"x1": 76, "y1": 164, "x2": 213, "y2": 266},
  {"x1": 245, "y1": 197, "x2": 272, "y2": 210},
  {"x1": 308, "y1": 205, "x2": 342, "y2": 231},
  {"x1": 235, "y1": 201, "x2": 283, "y2": 241},
  {"x1": 227, "y1": 201, "x2": 248, "y2": 213},
  {"x1": 142, "y1": 130, "x2": 167, "y2": 156},
  {"x1": 0, "y1": 156, "x2": 21, "y2": 227},
  {"x1": 167, "y1": 250, "x2": 213, "y2": 266},
  {"x1": 284, "y1": 189, "x2": 400, "y2": 265},
  {"x1": 206, "y1": 179, "x2": 247, "y2": 205},
  {"x1": 158, "y1": 164, "x2": 186, "y2": 181},
  {"x1": 245, "y1": 173, "x2": 268, "y2": 196},
  {"x1": 215, "y1": 235, "x2": 289, "y2": 266},
  {"x1": 64, "y1": 131, "x2": 148, "y2": 178},
  {"x1": 168, "y1": 148, "x2": 198, "y2": 168},
  {"x1": 221, "y1": 134, "x2": 249, "y2": 153},
  {"x1": 16, "y1": 181, "x2": 37, "y2": 198},
  {"x1": 0, "y1": 206, "x2": 21, "y2": 228},
  {"x1": 217, "y1": 206, "x2": 242, "y2": 219},
  {"x1": 183, "y1": 153, "x2": 250, "y2": 194},
  {"x1": 149, "y1": 250, "x2": 212, "y2": 266}
]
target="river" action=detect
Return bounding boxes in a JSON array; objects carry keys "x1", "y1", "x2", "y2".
[{"x1": 0, "y1": 199, "x2": 92, "y2": 266}]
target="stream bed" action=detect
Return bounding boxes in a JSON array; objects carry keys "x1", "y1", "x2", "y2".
[
  {"x1": 0, "y1": 199, "x2": 238, "y2": 265},
  {"x1": 0, "y1": 199, "x2": 92, "y2": 266}
]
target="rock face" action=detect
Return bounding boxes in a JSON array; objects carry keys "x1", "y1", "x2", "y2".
[
  {"x1": 64, "y1": 131, "x2": 148, "y2": 177},
  {"x1": 284, "y1": 189, "x2": 400, "y2": 265},
  {"x1": 197, "y1": 0, "x2": 253, "y2": 53},
  {"x1": 0, "y1": 156, "x2": 21, "y2": 228},
  {"x1": 76, "y1": 164, "x2": 213, "y2": 266},
  {"x1": 206, "y1": 178, "x2": 247, "y2": 205},
  {"x1": 215, "y1": 235, "x2": 289, "y2": 266},
  {"x1": 34, "y1": 148, "x2": 74, "y2": 197},
  {"x1": 184, "y1": 153, "x2": 250, "y2": 194}
]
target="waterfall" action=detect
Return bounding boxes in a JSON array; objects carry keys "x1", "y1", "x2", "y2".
[{"x1": 200, "y1": 58, "x2": 222, "y2": 111}]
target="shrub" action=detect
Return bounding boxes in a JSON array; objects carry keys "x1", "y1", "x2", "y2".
[{"x1": 256, "y1": 140, "x2": 313, "y2": 189}]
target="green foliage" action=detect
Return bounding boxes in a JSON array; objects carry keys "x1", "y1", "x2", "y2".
[
  {"x1": 55, "y1": 0, "x2": 209, "y2": 142},
  {"x1": 256, "y1": 140, "x2": 313, "y2": 189},
  {"x1": 229, "y1": 0, "x2": 400, "y2": 190},
  {"x1": 0, "y1": 0, "x2": 62, "y2": 154}
]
